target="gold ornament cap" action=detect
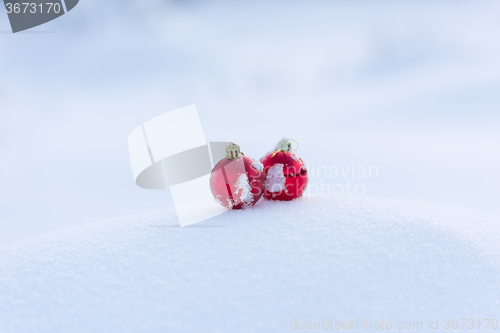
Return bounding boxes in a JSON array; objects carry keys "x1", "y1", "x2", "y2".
[
  {"x1": 276, "y1": 138, "x2": 292, "y2": 152},
  {"x1": 271, "y1": 138, "x2": 299, "y2": 157},
  {"x1": 226, "y1": 142, "x2": 241, "y2": 160}
]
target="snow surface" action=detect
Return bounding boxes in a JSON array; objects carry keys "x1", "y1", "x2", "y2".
[
  {"x1": 0, "y1": 195, "x2": 499, "y2": 333},
  {"x1": 1, "y1": 1, "x2": 500, "y2": 330}
]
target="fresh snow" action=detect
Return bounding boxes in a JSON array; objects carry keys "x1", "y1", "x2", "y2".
[
  {"x1": 265, "y1": 164, "x2": 286, "y2": 193},
  {"x1": 234, "y1": 173, "x2": 253, "y2": 207},
  {"x1": 1, "y1": 1, "x2": 500, "y2": 332},
  {"x1": 0, "y1": 196, "x2": 499, "y2": 333},
  {"x1": 251, "y1": 160, "x2": 263, "y2": 172}
]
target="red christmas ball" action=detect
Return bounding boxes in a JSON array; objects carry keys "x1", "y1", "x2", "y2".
[
  {"x1": 210, "y1": 143, "x2": 265, "y2": 210},
  {"x1": 261, "y1": 139, "x2": 308, "y2": 201}
]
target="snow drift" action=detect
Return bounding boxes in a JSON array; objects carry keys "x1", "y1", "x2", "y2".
[{"x1": 0, "y1": 195, "x2": 499, "y2": 332}]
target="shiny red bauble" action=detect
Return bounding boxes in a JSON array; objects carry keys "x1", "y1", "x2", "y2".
[
  {"x1": 261, "y1": 139, "x2": 308, "y2": 201},
  {"x1": 210, "y1": 143, "x2": 265, "y2": 210}
]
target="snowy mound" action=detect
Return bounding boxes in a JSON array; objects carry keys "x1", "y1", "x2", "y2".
[{"x1": 0, "y1": 196, "x2": 499, "y2": 332}]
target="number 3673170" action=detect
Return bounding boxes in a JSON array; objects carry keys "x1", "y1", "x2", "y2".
[{"x1": 5, "y1": 3, "x2": 62, "y2": 14}]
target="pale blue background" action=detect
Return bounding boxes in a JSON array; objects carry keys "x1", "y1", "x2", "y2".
[{"x1": 1, "y1": 0, "x2": 500, "y2": 247}]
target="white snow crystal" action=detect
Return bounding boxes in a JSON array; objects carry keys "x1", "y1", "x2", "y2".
[
  {"x1": 266, "y1": 164, "x2": 286, "y2": 193},
  {"x1": 234, "y1": 173, "x2": 253, "y2": 206},
  {"x1": 251, "y1": 160, "x2": 264, "y2": 172}
]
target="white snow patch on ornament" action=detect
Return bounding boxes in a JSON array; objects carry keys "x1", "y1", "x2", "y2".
[
  {"x1": 252, "y1": 160, "x2": 264, "y2": 172},
  {"x1": 235, "y1": 173, "x2": 253, "y2": 207},
  {"x1": 266, "y1": 164, "x2": 286, "y2": 193}
]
